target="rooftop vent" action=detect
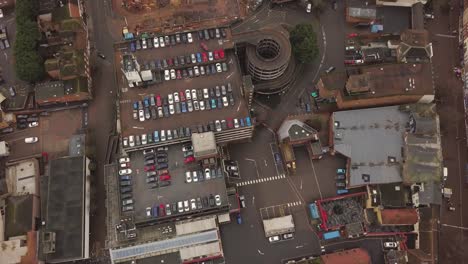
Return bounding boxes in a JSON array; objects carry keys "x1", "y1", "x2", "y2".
[{"x1": 362, "y1": 174, "x2": 370, "y2": 182}]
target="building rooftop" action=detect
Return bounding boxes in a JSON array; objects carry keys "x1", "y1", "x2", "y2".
[
  {"x1": 414, "y1": 181, "x2": 442, "y2": 205},
  {"x1": 40, "y1": 155, "x2": 89, "y2": 263},
  {"x1": 397, "y1": 30, "x2": 433, "y2": 62},
  {"x1": 332, "y1": 105, "x2": 408, "y2": 186},
  {"x1": 5, "y1": 195, "x2": 33, "y2": 239},
  {"x1": 344, "y1": 63, "x2": 433, "y2": 99},
  {"x1": 6, "y1": 159, "x2": 39, "y2": 195},
  {"x1": 192, "y1": 132, "x2": 218, "y2": 158},
  {"x1": 378, "y1": 184, "x2": 411, "y2": 208},
  {"x1": 321, "y1": 248, "x2": 371, "y2": 264},
  {"x1": 277, "y1": 119, "x2": 319, "y2": 142},
  {"x1": 380, "y1": 208, "x2": 419, "y2": 225},
  {"x1": 35, "y1": 78, "x2": 89, "y2": 105}
]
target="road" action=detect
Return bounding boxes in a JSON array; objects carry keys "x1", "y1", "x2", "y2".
[
  {"x1": 428, "y1": 0, "x2": 468, "y2": 263},
  {"x1": 87, "y1": 0, "x2": 120, "y2": 256}
]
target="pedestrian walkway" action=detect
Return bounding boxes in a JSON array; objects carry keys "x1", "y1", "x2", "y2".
[
  {"x1": 236, "y1": 174, "x2": 286, "y2": 187},
  {"x1": 286, "y1": 200, "x2": 303, "y2": 208}
]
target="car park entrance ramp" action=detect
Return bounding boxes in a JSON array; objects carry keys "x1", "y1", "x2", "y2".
[
  {"x1": 109, "y1": 229, "x2": 219, "y2": 263},
  {"x1": 175, "y1": 216, "x2": 217, "y2": 236},
  {"x1": 262, "y1": 215, "x2": 295, "y2": 237}
]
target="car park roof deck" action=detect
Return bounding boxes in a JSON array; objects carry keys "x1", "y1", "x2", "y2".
[{"x1": 128, "y1": 145, "x2": 228, "y2": 222}]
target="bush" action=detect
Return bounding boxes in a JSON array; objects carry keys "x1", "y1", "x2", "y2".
[
  {"x1": 14, "y1": 0, "x2": 44, "y2": 83},
  {"x1": 290, "y1": 23, "x2": 319, "y2": 64}
]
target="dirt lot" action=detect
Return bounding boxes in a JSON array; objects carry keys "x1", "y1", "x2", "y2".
[
  {"x1": 113, "y1": 0, "x2": 242, "y2": 34},
  {"x1": 116, "y1": 30, "x2": 248, "y2": 138}
]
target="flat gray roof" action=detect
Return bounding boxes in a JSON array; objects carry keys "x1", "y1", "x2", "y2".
[
  {"x1": 110, "y1": 229, "x2": 219, "y2": 263},
  {"x1": 333, "y1": 106, "x2": 408, "y2": 186}
]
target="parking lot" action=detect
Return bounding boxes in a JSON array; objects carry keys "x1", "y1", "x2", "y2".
[
  {"x1": 116, "y1": 28, "x2": 249, "y2": 145},
  {"x1": 118, "y1": 143, "x2": 229, "y2": 222}
]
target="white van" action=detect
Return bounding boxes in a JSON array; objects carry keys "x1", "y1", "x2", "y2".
[
  {"x1": 160, "y1": 130, "x2": 166, "y2": 141},
  {"x1": 443, "y1": 167, "x2": 448, "y2": 181}
]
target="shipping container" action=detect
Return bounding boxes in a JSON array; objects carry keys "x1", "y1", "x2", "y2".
[{"x1": 323, "y1": 230, "x2": 341, "y2": 240}]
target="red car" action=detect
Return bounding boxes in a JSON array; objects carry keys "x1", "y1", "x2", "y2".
[
  {"x1": 202, "y1": 52, "x2": 208, "y2": 62},
  {"x1": 214, "y1": 50, "x2": 219, "y2": 60},
  {"x1": 176, "y1": 69, "x2": 182, "y2": 80},
  {"x1": 227, "y1": 118, "x2": 234, "y2": 129},
  {"x1": 159, "y1": 174, "x2": 171, "y2": 181},
  {"x1": 144, "y1": 165, "x2": 156, "y2": 171},
  {"x1": 347, "y1": 33, "x2": 358, "y2": 38},
  {"x1": 159, "y1": 204, "x2": 166, "y2": 216},
  {"x1": 184, "y1": 156, "x2": 195, "y2": 164},
  {"x1": 156, "y1": 95, "x2": 162, "y2": 107},
  {"x1": 218, "y1": 49, "x2": 225, "y2": 59},
  {"x1": 179, "y1": 91, "x2": 186, "y2": 101},
  {"x1": 200, "y1": 42, "x2": 208, "y2": 51},
  {"x1": 167, "y1": 58, "x2": 173, "y2": 66}
]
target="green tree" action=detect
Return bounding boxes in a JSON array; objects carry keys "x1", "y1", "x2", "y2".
[
  {"x1": 311, "y1": 0, "x2": 326, "y2": 15},
  {"x1": 290, "y1": 23, "x2": 319, "y2": 64},
  {"x1": 14, "y1": 0, "x2": 44, "y2": 83}
]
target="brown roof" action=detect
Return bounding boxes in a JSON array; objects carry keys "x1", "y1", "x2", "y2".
[
  {"x1": 380, "y1": 208, "x2": 419, "y2": 226},
  {"x1": 343, "y1": 63, "x2": 433, "y2": 99},
  {"x1": 0, "y1": 0, "x2": 15, "y2": 8},
  {"x1": 321, "y1": 248, "x2": 372, "y2": 264},
  {"x1": 400, "y1": 29, "x2": 430, "y2": 47},
  {"x1": 68, "y1": 0, "x2": 80, "y2": 18}
]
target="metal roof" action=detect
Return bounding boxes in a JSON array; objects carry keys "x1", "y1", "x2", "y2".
[
  {"x1": 333, "y1": 106, "x2": 408, "y2": 186},
  {"x1": 110, "y1": 229, "x2": 219, "y2": 263}
]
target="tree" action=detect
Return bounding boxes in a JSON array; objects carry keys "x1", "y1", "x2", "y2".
[
  {"x1": 290, "y1": 23, "x2": 319, "y2": 64},
  {"x1": 14, "y1": 0, "x2": 44, "y2": 83},
  {"x1": 311, "y1": 0, "x2": 326, "y2": 15}
]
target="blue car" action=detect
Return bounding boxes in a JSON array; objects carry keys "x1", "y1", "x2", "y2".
[
  {"x1": 153, "y1": 131, "x2": 159, "y2": 142},
  {"x1": 133, "y1": 102, "x2": 139, "y2": 110},
  {"x1": 144, "y1": 97, "x2": 150, "y2": 108},
  {"x1": 211, "y1": 99, "x2": 217, "y2": 109},
  {"x1": 181, "y1": 102, "x2": 187, "y2": 113},
  {"x1": 236, "y1": 214, "x2": 242, "y2": 224},
  {"x1": 152, "y1": 206, "x2": 159, "y2": 217},
  {"x1": 240, "y1": 118, "x2": 245, "y2": 127},
  {"x1": 245, "y1": 117, "x2": 252, "y2": 126},
  {"x1": 196, "y1": 52, "x2": 202, "y2": 63},
  {"x1": 130, "y1": 41, "x2": 136, "y2": 52}
]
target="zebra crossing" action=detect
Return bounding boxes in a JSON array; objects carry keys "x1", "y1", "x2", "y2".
[
  {"x1": 236, "y1": 174, "x2": 286, "y2": 187},
  {"x1": 120, "y1": 99, "x2": 131, "y2": 104},
  {"x1": 286, "y1": 201, "x2": 303, "y2": 208}
]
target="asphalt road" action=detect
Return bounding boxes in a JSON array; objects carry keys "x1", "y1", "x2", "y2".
[
  {"x1": 87, "y1": 0, "x2": 120, "y2": 256},
  {"x1": 428, "y1": 1, "x2": 468, "y2": 263}
]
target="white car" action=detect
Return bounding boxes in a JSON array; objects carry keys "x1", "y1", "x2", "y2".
[
  {"x1": 216, "y1": 63, "x2": 222, "y2": 73},
  {"x1": 191, "y1": 53, "x2": 197, "y2": 64},
  {"x1": 169, "y1": 104, "x2": 175, "y2": 115},
  {"x1": 187, "y1": 32, "x2": 193, "y2": 43},
  {"x1": 141, "y1": 134, "x2": 147, "y2": 144},
  {"x1": 193, "y1": 100, "x2": 199, "y2": 111},
  {"x1": 187, "y1": 101, "x2": 193, "y2": 112},
  {"x1": 269, "y1": 236, "x2": 281, "y2": 243},
  {"x1": 182, "y1": 145, "x2": 193, "y2": 152},
  {"x1": 123, "y1": 137, "x2": 129, "y2": 147},
  {"x1": 191, "y1": 89, "x2": 197, "y2": 100},
  {"x1": 174, "y1": 92, "x2": 180, "y2": 103},
  {"x1": 184, "y1": 200, "x2": 189, "y2": 212},
  {"x1": 119, "y1": 169, "x2": 132, "y2": 175},
  {"x1": 306, "y1": 3, "x2": 312, "y2": 13},
  {"x1": 28, "y1": 122, "x2": 39, "y2": 127},
  {"x1": 192, "y1": 171, "x2": 198, "y2": 182},
  {"x1": 215, "y1": 194, "x2": 221, "y2": 206},
  {"x1": 186, "y1": 171, "x2": 192, "y2": 183},
  {"x1": 159, "y1": 37, "x2": 165, "y2": 47},
  {"x1": 222, "y1": 96, "x2": 228, "y2": 107},
  {"x1": 185, "y1": 89, "x2": 192, "y2": 100},
  {"x1": 164, "y1": 70, "x2": 170, "y2": 81},
  {"x1": 215, "y1": 120, "x2": 222, "y2": 132},
  {"x1": 141, "y1": 38, "x2": 147, "y2": 49},
  {"x1": 158, "y1": 107, "x2": 163, "y2": 117},
  {"x1": 208, "y1": 51, "x2": 213, "y2": 61},
  {"x1": 25, "y1": 137, "x2": 38, "y2": 143},
  {"x1": 146, "y1": 207, "x2": 152, "y2": 217},
  {"x1": 170, "y1": 69, "x2": 176, "y2": 80},
  {"x1": 194, "y1": 66, "x2": 200, "y2": 76},
  {"x1": 178, "y1": 201, "x2": 184, "y2": 213},
  {"x1": 199, "y1": 101, "x2": 205, "y2": 111},
  {"x1": 384, "y1": 242, "x2": 398, "y2": 249},
  {"x1": 119, "y1": 157, "x2": 130, "y2": 163},
  {"x1": 153, "y1": 37, "x2": 159, "y2": 48},
  {"x1": 205, "y1": 168, "x2": 211, "y2": 180},
  {"x1": 190, "y1": 199, "x2": 197, "y2": 210},
  {"x1": 203, "y1": 88, "x2": 209, "y2": 99},
  {"x1": 234, "y1": 118, "x2": 239, "y2": 128},
  {"x1": 129, "y1": 135, "x2": 135, "y2": 147},
  {"x1": 200, "y1": 65, "x2": 205, "y2": 75},
  {"x1": 168, "y1": 94, "x2": 174, "y2": 104},
  {"x1": 138, "y1": 109, "x2": 145, "y2": 122}
]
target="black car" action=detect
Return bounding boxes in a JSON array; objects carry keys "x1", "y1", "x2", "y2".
[
  {"x1": 228, "y1": 94, "x2": 234, "y2": 106},
  {"x1": 209, "y1": 194, "x2": 215, "y2": 207},
  {"x1": 209, "y1": 28, "x2": 215, "y2": 39},
  {"x1": 17, "y1": 123, "x2": 27, "y2": 129},
  {"x1": 197, "y1": 124, "x2": 203, "y2": 133},
  {"x1": 159, "y1": 181, "x2": 171, "y2": 187},
  {"x1": 1, "y1": 127, "x2": 13, "y2": 134},
  {"x1": 209, "y1": 87, "x2": 215, "y2": 97},
  {"x1": 198, "y1": 30, "x2": 204, "y2": 40},
  {"x1": 220, "y1": 28, "x2": 227, "y2": 38},
  {"x1": 151, "y1": 108, "x2": 157, "y2": 119},
  {"x1": 158, "y1": 163, "x2": 169, "y2": 169},
  {"x1": 157, "y1": 157, "x2": 168, "y2": 163},
  {"x1": 202, "y1": 197, "x2": 209, "y2": 208},
  {"x1": 197, "y1": 197, "x2": 203, "y2": 209},
  {"x1": 217, "y1": 97, "x2": 223, "y2": 108},
  {"x1": 180, "y1": 56, "x2": 185, "y2": 65},
  {"x1": 172, "y1": 203, "x2": 178, "y2": 213},
  {"x1": 179, "y1": 127, "x2": 185, "y2": 138},
  {"x1": 149, "y1": 182, "x2": 159, "y2": 189},
  {"x1": 145, "y1": 159, "x2": 155, "y2": 166},
  {"x1": 185, "y1": 127, "x2": 191, "y2": 137},
  {"x1": 170, "y1": 35, "x2": 176, "y2": 45},
  {"x1": 121, "y1": 186, "x2": 132, "y2": 193},
  {"x1": 163, "y1": 106, "x2": 170, "y2": 117},
  {"x1": 203, "y1": 124, "x2": 209, "y2": 132},
  {"x1": 181, "y1": 33, "x2": 187, "y2": 43},
  {"x1": 206, "y1": 64, "x2": 212, "y2": 75},
  {"x1": 205, "y1": 99, "x2": 211, "y2": 110},
  {"x1": 208, "y1": 121, "x2": 215, "y2": 131},
  {"x1": 185, "y1": 55, "x2": 191, "y2": 64}
]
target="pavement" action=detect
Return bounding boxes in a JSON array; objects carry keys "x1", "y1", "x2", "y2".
[
  {"x1": 427, "y1": 0, "x2": 468, "y2": 263},
  {"x1": 0, "y1": 9, "x2": 17, "y2": 86}
]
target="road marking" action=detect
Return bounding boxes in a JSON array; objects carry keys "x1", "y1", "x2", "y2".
[
  {"x1": 236, "y1": 174, "x2": 286, "y2": 186},
  {"x1": 441, "y1": 224, "x2": 468, "y2": 230},
  {"x1": 435, "y1": 33, "x2": 457, "y2": 38}
]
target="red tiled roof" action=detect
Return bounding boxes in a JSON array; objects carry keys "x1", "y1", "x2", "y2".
[
  {"x1": 380, "y1": 208, "x2": 419, "y2": 226},
  {"x1": 321, "y1": 248, "x2": 372, "y2": 264},
  {"x1": 68, "y1": 1, "x2": 80, "y2": 18}
]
